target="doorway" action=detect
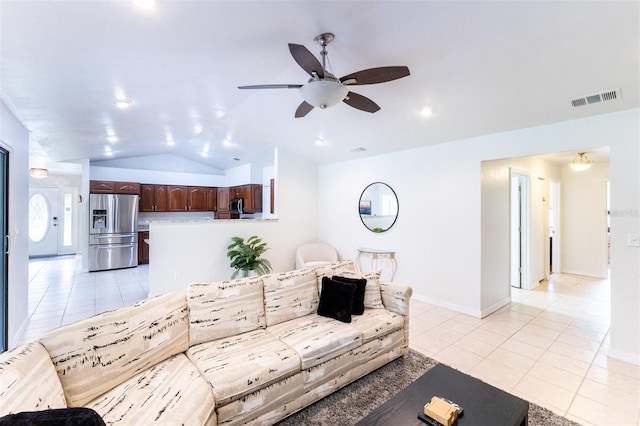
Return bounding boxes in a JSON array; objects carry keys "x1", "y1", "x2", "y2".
[{"x1": 510, "y1": 171, "x2": 529, "y2": 288}]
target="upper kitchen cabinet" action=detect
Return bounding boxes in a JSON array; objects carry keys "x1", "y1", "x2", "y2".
[
  {"x1": 242, "y1": 184, "x2": 263, "y2": 213},
  {"x1": 187, "y1": 186, "x2": 208, "y2": 211},
  {"x1": 90, "y1": 180, "x2": 140, "y2": 195},
  {"x1": 207, "y1": 187, "x2": 218, "y2": 212},
  {"x1": 115, "y1": 182, "x2": 140, "y2": 195},
  {"x1": 140, "y1": 184, "x2": 168, "y2": 212},
  {"x1": 90, "y1": 180, "x2": 116, "y2": 193},
  {"x1": 167, "y1": 186, "x2": 188, "y2": 211},
  {"x1": 217, "y1": 187, "x2": 230, "y2": 219}
]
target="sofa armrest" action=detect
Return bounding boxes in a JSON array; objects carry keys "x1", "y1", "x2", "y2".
[{"x1": 380, "y1": 282, "x2": 412, "y2": 317}]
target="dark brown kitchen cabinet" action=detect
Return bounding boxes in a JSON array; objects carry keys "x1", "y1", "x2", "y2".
[
  {"x1": 138, "y1": 231, "x2": 149, "y2": 264},
  {"x1": 207, "y1": 187, "x2": 218, "y2": 212},
  {"x1": 217, "y1": 187, "x2": 230, "y2": 217},
  {"x1": 115, "y1": 182, "x2": 140, "y2": 195},
  {"x1": 90, "y1": 180, "x2": 116, "y2": 194},
  {"x1": 187, "y1": 186, "x2": 208, "y2": 211},
  {"x1": 167, "y1": 186, "x2": 188, "y2": 211},
  {"x1": 90, "y1": 180, "x2": 140, "y2": 194},
  {"x1": 140, "y1": 184, "x2": 168, "y2": 212},
  {"x1": 242, "y1": 184, "x2": 263, "y2": 213},
  {"x1": 230, "y1": 186, "x2": 243, "y2": 199}
]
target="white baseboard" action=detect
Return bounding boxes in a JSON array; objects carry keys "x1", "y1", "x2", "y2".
[
  {"x1": 561, "y1": 269, "x2": 608, "y2": 279},
  {"x1": 412, "y1": 294, "x2": 511, "y2": 320},
  {"x1": 480, "y1": 297, "x2": 511, "y2": 318},
  {"x1": 608, "y1": 348, "x2": 640, "y2": 366},
  {"x1": 412, "y1": 294, "x2": 482, "y2": 318}
]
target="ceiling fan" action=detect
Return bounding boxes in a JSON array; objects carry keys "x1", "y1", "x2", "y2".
[{"x1": 238, "y1": 33, "x2": 410, "y2": 118}]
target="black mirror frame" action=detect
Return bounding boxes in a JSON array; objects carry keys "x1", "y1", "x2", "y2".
[{"x1": 358, "y1": 182, "x2": 399, "y2": 233}]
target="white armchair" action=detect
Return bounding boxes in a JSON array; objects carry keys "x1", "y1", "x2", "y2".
[{"x1": 295, "y1": 243, "x2": 339, "y2": 269}]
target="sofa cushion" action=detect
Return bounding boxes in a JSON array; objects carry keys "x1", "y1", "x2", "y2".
[
  {"x1": 39, "y1": 291, "x2": 190, "y2": 407},
  {"x1": 331, "y1": 275, "x2": 367, "y2": 315},
  {"x1": 263, "y1": 268, "x2": 319, "y2": 327},
  {"x1": 85, "y1": 353, "x2": 214, "y2": 426},
  {"x1": 187, "y1": 329, "x2": 300, "y2": 406},
  {"x1": 314, "y1": 260, "x2": 356, "y2": 293},
  {"x1": 188, "y1": 277, "x2": 265, "y2": 345},
  {"x1": 267, "y1": 314, "x2": 362, "y2": 369},
  {"x1": 334, "y1": 269, "x2": 384, "y2": 309},
  {"x1": 348, "y1": 308, "x2": 404, "y2": 343},
  {"x1": 0, "y1": 408, "x2": 105, "y2": 426},
  {"x1": 317, "y1": 277, "x2": 356, "y2": 323},
  {"x1": 0, "y1": 343, "x2": 67, "y2": 414}
]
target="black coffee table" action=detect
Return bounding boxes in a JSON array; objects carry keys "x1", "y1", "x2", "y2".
[{"x1": 355, "y1": 364, "x2": 528, "y2": 426}]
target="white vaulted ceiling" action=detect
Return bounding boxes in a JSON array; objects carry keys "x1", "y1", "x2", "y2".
[{"x1": 1, "y1": 1, "x2": 638, "y2": 172}]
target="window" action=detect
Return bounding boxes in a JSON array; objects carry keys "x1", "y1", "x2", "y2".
[{"x1": 29, "y1": 193, "x2": 49, "y2": 243}]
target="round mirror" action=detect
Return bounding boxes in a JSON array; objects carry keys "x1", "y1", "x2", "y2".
[{"x1": 358, "y1": 182, "x2": 399, "y2": 233}]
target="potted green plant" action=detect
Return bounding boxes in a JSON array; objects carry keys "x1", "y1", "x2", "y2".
[{"x1": 226, "y1": 235, "x2": 272, "y2": 279}]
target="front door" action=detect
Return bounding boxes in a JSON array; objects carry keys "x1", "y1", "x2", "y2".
[{"x1": 29, "y1": 187, "x2": 59, "y2": 257}]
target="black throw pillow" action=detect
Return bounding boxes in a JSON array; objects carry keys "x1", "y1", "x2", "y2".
[
  {"x1": 332, "y1": 275, "x2": 367, "y2": 315},
  {"x1": 0, "y1": 408, "x2": 106, "y2": 426},
  {"x1": 317, "y1": 276, "x2": 356, "y2": 323}
]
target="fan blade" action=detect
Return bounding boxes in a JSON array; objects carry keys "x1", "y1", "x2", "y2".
[
  {"x1": 295, "y1": 101, "x2": 314, "y2": 118},
  {"x1": 238, "y1": 84, "x2": 302, "y2": 90},
  {"x1": 340, "y1": 66, "x2": 410, "y2": 85},
  {"x1": 288, "y1": 44, "x2": 325, "y2": 79},
  {"x1": 343, "y1": 92, "x2": 380, "y2": 113}
]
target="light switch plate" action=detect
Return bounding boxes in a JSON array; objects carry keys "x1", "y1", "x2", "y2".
[{"x1": 628, "y1": 234, "x2": 640, "y2": 247}]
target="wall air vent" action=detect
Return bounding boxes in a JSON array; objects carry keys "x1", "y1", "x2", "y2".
[
  {"x1": 350, "y1": 147, "x2": 367, "y2": 153},
  {"x1": 571, "y1": 88, "x2": 621, "y2": 108}
]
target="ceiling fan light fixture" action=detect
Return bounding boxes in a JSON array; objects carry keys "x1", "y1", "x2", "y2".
[
  {"x1": 299, "y1": 81, "x2": 348, "y2": 109},
  {"x1": 568, "y1": 152, "x2": 593, "y2": 171}
]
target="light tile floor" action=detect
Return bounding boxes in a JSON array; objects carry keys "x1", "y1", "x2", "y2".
[
  {"x1": 410, "y1": 273, "x2": 640, "y2": 426},
  {"x1": 21, "y1": 255, "x2": 148, "y2": 343},
  {"x1": 19, "y1": 257, "x2": 640, "y2": 426}
]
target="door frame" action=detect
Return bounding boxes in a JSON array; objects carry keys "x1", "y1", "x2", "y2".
[
  {"x1": 0, "y1": 147, "x2": 8, "y2": 352},
  {"x1": 547, "y1": 179, "x2": 561, "y2": 278},
  {"x1": 510, "y1": 170, "x2": 530, "y2": 289}
]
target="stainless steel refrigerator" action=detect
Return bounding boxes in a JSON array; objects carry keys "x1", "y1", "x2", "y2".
[{"x1": 89, "y1": 193, "x2": 139, "y2": 272}]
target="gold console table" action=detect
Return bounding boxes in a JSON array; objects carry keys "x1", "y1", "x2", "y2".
[{"x1": 356, "y1": 247, "x2": 397, "y2": 282}]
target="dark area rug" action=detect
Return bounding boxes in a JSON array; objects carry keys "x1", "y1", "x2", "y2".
[{"x1": 276, "y1": 349, "x2": 581, "y2": 426}]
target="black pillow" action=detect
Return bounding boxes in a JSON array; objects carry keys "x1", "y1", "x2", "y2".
[
  {"x1": 317, "y1": 276, "x2": 356, "y2": 323},
  {"x1": 332, "y1": 275, "x2": 367, "y2": 315},
  {"x1": 0, "y1": 408, "x2": 106, "y2": 426}
]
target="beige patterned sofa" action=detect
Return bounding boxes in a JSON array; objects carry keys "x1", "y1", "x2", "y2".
[{"x1": 0, "y1": 261, "x2": 412, "y2": 425}]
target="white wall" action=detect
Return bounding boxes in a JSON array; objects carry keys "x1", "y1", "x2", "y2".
[
  {"x1": 561, "y1": 161, "x2": 610, "y2": 277},
  {"x1": 1, "y1": 100, "x2": 30, "y2": 349},
  {"x1": 90, "y1": 165, "x2": 228, "y2": 187},
  {"x1": 319, "y1": 109, "x2": 640, "y2": 364},
  {"x1": 148, "y1": 149, "x2": 318, "y2": 296}
]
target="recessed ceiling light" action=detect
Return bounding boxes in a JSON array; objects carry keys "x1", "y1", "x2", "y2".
[
  {"x1": 200, "y1": 151, "x2": 209, "y2": 158},
  {"x1": 167, "y1": 138, "x2": 175, "y2": 147},
  {"x1": 107, "y1": 135, "x2": 118, "y2": 143},
  {"x1": 315, "y1": 138, "x2": 327, "y2": 147},
  {"x1": 223, "y1": 139, "x2": 233, "y2": 147},
  {"x1": 132, "y1": 0, "x2": 156, "y2": 10},
  {"x1": 193, "y1": 125, "x2": 203, "y2": 134},
  {"x1": 104, "y1": 146, "x2": 113, "y2": 156},
  {"x1": 420, "y1": 105, "x2": 435, "y2": 117},
  {"x1": 112, "y1": 98, "x2": 133, "y2": 108}
]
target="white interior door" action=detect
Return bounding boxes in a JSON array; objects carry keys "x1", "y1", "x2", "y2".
[{"x1": 29, "y1": 187, "x2": 59, "y2": 257}]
